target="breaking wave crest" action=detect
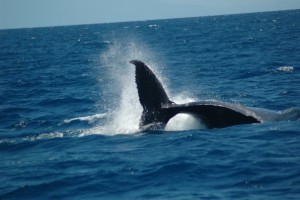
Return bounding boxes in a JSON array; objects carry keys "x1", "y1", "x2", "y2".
[
  {"x1": 63, "y1": 113, "x2": 107, "y2": 124},
  {"x1": 276, "y1": 66, "x2": 294, "y2": 73},
  {"x1": 0, "y1": 132, "x2": 65, "y2": 144}
]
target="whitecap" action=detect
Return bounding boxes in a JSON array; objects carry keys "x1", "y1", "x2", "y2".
[
  {"x1": 0, "y1": 132, "x2": 65, "y2": 144},
  {"x1": 276, "y1": 66, "x2": 294, "y2": 72},
  {"x1": 63, "y1": 113, "x2": 107, "y2": 124},
  {"x1": 148, "y1": 24, "x2": 159, "y2": 29}
]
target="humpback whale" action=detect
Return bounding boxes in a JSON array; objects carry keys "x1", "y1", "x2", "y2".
[{"x1": 129, "y1": 60, "x2": 300, "y2": 131}]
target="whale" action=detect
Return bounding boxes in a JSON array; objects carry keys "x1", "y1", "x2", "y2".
[{"x1": 129, "y1": 60, "x2": 300, "y2": 130}]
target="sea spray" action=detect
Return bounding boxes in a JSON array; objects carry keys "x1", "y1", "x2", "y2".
[
  {"x1": 84, "y1": 40, "x2": 203, "y2": 135},
  {"x1": 63, "y1": 113, "x2": 107, "y2": 124},
  {"x1": 93, "y1": 41, "x2": 165, "y2": 134}
]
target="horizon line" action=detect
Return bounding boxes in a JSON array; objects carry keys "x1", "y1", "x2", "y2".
[{"x1": 1, "y1": 8, "x2": 298, "y2": 31}]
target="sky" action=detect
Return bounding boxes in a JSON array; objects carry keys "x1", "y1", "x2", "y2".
[{"x1": 1, "y1": 0, "x2": 300, "y2": 29}]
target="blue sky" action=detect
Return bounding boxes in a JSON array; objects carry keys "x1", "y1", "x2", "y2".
[{"x1": 1, "y1": 0, "x2": 300, "y2": 29}]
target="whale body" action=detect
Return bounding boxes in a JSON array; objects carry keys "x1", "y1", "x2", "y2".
[{"x1": 129, "y1": 60, "x2": 299, "y2": 130}]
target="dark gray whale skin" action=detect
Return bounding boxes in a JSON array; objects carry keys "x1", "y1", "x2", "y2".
[{"x1": 129, "y1": 60, "x2": 260, "y2": 130}]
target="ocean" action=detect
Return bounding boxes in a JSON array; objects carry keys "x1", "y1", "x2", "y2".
[{"x1": 1, "y1": 9, "x2": 300, "y2": 199}]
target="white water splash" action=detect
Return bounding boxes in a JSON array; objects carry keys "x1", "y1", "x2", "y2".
[
  {"x1": 172, "y1": 93, "x2": 197, "y2": 104},
  {"x1": 63, "y1": 113, "x2": 107, "y2": 124},
  {"x1": 81, "y1": 40, "x2": 205, "y2": 135},
  {"x1": 0, "y1": 132, "x2": 65, "y2": 144},
  {"x1": 276, "y1": 66, "x2": 294, "y2": 73},
  {"x1": 86, "y1": 40, "x2": 164, "y2": 135}
]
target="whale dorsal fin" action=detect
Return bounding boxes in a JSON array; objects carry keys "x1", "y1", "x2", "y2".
[{"x1": 130, "y1": 60, "x2": 172, "y2": 111}]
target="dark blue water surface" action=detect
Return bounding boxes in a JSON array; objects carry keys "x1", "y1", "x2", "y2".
[{"x1": 1, "y1": 10, "x2": 300, "y2": 199}]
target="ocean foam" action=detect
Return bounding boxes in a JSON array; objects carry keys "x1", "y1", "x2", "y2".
[
  {"x1": 276, "y1": 66, "x2": 294, "y2": 72},
  {"x1": 0, "y1": 132, "x2": 65, "y2": 144},
  {"x1": 63, "y1": 113, "x2": 107, "y2": 124}
]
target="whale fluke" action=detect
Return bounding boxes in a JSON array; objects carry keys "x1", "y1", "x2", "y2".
[{"x1": 129, "y1": 60, "x2": 173, "y2": 110}]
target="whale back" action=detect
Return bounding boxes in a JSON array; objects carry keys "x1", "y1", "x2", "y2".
[{"x1": 129, "y1": 60, "x2": 260, "y2": 130}]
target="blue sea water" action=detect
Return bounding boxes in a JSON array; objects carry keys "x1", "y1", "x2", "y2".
[{"x1": 1, "y1": 10, "x2": 300, "y2": 199}]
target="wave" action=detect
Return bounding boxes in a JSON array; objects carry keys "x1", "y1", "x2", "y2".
[
  {"x1": 0, "y1": 132, "x2": 65, "y2": 144},
  {"x1": 278, "y1": 107, "x2": 300, "y2": 121},
  {"x1": 275, "y1": 66, "x2": 294, "y2": 72},
  {"x1": 63, "y1": 113, "x2": 107, "y2": 124}
]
